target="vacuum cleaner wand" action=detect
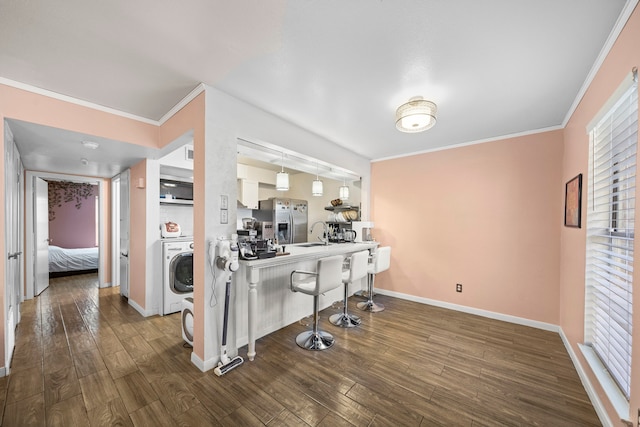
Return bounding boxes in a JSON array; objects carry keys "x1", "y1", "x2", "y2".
[{"x1": 214, "y1": 235, "x2": 244, "y2": 377}]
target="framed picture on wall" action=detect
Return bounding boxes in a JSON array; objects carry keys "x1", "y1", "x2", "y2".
[{"x1": 564, "y1": 173, "x2": 582, "y2": 228}]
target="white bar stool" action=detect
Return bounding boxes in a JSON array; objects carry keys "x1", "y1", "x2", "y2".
[
  {"x1": 290, "y1": 255, "x2": 344, "y2": 350},
  {"x1": 330, "y1": 250, "x2": 369, "y2": 328},
  {"x1": 357, "y1": 246, "x2": 391, "y2": 313}
]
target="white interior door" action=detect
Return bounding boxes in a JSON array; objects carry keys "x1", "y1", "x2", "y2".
[
  {"x1": 119, "y1": 169, "x2": 130, "y2": 297},
  {"x1": 112, "y1": 175, "x2": 121, "y2": 288},
  {"x1": 34, "y1": 177, "x2": 49, "y2": 296},
  {"x1": 4, "y1": 126, "x2": 22, "y2": 372}
]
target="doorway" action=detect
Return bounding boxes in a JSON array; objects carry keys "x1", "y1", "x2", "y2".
[{"x1": 25, "y1": 171, "x2": 106, "y2": 300}]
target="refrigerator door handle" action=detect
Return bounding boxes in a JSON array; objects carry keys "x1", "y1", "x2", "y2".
[{"x1": 289, "y1": 212, "x2": 294, "y2": 244}]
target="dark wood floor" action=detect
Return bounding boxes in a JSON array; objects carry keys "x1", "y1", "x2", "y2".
[{"x1": 0, "y1": 273, "x2": 601, "y2": 426}]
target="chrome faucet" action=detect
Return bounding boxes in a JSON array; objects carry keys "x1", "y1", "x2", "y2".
[{"x1": 310, "y1": 221, "x2": 329, "y2": 245}]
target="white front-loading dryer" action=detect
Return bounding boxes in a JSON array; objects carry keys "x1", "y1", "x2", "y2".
[
  {"x1": 162, "y1": 239, "x2": 194, "y2": 315},
  {"x1": 181, "y1": 297, "x2": 194, "y2": 346}
]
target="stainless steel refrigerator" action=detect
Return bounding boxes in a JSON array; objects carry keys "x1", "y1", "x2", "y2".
[{"x1": 256, "y1": 198, "x2": 308, "y2": 244}]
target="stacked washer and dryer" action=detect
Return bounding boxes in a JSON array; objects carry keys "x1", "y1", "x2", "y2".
[
  {"x1": 162, "y1": 237, "x2": 195, "y2": 345},
  {"x1": 162, "y1": 238, "x2": 194, "y2": 316}
]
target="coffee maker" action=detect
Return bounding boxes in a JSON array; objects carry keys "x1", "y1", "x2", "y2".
[{"x1": 351, "y1": 221, "x2": 374, "y2": 242}]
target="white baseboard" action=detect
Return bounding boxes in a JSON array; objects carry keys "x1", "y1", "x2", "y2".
[
  {"x1": 558, "y1": 330, "x2": 613, "y2": 427},
  {"x1": 376, "y1": 289, "x2": 559, "y2": 332},
  {"x1": 190, "y1": 351, "x2": 218, "y2": 372},
  {"x1": 128, "y1": 298, "x2": 156, "y2": 317}
]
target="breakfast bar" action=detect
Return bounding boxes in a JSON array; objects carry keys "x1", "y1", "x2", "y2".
[{"x1": 237, "y1": 241, "x2": 378, "y2": 360}]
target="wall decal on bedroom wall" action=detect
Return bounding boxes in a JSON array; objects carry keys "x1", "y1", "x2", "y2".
[{"x1": 48, "y1": 181, "x2": 96, "y2": 221}]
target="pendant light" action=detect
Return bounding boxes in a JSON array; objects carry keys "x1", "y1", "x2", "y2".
[
  {"x1": 276, "y1": 152, "x2": 289, "y2": 191},
  {"x1": 312, "y1": 163, "x2": 323, "y2": 196},
  {"x1": 339, "y1": 178, "x2": 349, "y2": 201}
]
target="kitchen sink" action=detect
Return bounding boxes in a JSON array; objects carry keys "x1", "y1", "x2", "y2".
[{"x1": 297, "y1": 242, "x2": 332, "y2": 247}]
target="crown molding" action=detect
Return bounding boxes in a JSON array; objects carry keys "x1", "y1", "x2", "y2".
[
  {"x1": 0, "y1": 78, "x2": 207, "y2": 127},
  {"x1": 0, "y1": 77, "x2": 160, "y2": 125},
  {"x1": 562, "y1": 0, "x2": 640, "y2": 127}
]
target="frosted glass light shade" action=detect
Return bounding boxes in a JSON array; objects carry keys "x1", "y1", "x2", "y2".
[
  {"x1": 312, "y1": 179, "x2": 323, "y2": 196},
  {"x1": 395, "y1": 96, "x2": 437, "y2": 133},
  {"x1": 339, "y1": 185, "x2": 349, "y2": 200},
  {"x1": 276, "y1": 171, "x2": 289, "y2": 191}
]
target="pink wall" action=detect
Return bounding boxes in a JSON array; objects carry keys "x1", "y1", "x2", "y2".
[
  {"x1": 371, "y1": 131, "x2": 563, "y2": 324},
  {"x1": 0, "y1": 83, "x2": 158, "y2": 369},
  {"x1": 49, "y1": 183, "x2": 98, "y2": 248},
  {"x1": 128, "y1": 160, "x2": 147, "y2": 308},
  {"x1": 560, "y1": 4, "x2": 640, "y2": 422},
  {"x1": 159, "y1": 93, "x2": 206, "y2": 359},
  {"x1": 371, "y1": 5, "x2": 640, "y2": 423}
]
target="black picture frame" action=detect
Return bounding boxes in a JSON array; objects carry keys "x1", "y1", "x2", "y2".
[{"x1": 564, "y1": 174, "x2": 582, "y2": 228}]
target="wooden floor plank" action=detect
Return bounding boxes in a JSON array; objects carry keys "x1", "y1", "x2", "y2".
[
  {"x1": 86, "y1": 397, "x2": 134, "y2": 427},
  {"x1": 1, "y1": 273, "x2": 602, "y2": 426},
  {"x1": 3, "y1": 392, "x2": 46, "y2": 427},
  {"x1": 45, "y1": 394, "x2": 90, "y2": 427},
  {"x1": 43, "y1": 365, "x2": 82, "y2": 408},
  {"x1": 113, "y1": 371, "x2": 159, "y2": 414}
]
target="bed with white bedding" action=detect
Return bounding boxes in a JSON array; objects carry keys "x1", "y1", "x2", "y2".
[{"x1": 49, "y1": 245, "x2": 99, "y2": 274}]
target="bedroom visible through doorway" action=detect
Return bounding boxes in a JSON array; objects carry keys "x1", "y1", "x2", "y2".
[
  {"x1": 47, "y1": 180, "x2": 100, "y2": 278},
  {"x1": 25, "y1": 170, "x2": 107, "y2": 300}
]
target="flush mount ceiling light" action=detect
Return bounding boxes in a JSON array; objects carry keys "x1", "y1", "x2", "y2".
[
  {"x1": 395, "y1": 96, "x2": 437, "y2": 133},
  {"x1": 312, "y1": 163, "x2": 323, "y2": 197},
  {"x1": 81, "y1": 140, "x2": 100, "y2": 149},
  {"x1": 276, "y1": 152, "x2": 289, "y2": 191}
]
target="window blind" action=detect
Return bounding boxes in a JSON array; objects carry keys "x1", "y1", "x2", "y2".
[{"x1": 585, "y1": 70, "x2": 638, "y2": 399}]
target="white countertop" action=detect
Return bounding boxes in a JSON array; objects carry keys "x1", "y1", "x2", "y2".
[{"x1": 238, "y1": 241, "x2": 378, "y2": 269}]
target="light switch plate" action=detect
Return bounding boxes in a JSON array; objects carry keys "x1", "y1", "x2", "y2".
[{"x1": 220, "y1": 195, "x2": 228, "y2": 210}]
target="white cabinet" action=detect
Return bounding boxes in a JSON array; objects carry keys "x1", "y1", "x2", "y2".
[{"x1": 238, "y1": 179, "x2": 259, "y2": 209}]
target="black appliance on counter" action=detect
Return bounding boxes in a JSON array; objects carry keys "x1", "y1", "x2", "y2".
[{"x1": 238, "y1": 239, "x2": 276, "y2": 260}]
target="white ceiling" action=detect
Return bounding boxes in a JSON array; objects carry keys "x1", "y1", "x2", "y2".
[{"x1": 0, "y1": 0, "x2": 633, "y2": 177}]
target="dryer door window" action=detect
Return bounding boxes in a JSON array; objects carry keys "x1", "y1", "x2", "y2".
[{"x1": 170, "y1": 253, "x2": 193, "y2": 293}]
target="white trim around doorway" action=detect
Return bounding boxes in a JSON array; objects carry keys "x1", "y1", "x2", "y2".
[{"x1": 24, "y1": 171, "x2": 108, "y2": 300}]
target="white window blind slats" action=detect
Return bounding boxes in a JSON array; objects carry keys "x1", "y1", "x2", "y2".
[
  {"x1": 592, "y1": 259, "x2": 633, "y2": 274},
  {"x1": 592, "y1": 248, "x2": 633, "y2": 266},
  {"x1": 585, "y1": 76, "x2": 637, "y2": 400},
  {"x1": 590, "y1": 280, "x2": 632, "y2": 309},
  {"x1": 592, "y1": 263, "x2": 632, "y2": 284},
  {"x1": 591, "y1": 247, "x2": 634, "y2": 264},
  {"x1": 592, "y1": 114, "x2": 638, "y2": 150},
  {"x1": 592, "y1": 133, "x2": 637, "y2": 165}
]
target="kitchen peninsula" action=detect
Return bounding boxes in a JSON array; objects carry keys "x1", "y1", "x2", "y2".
[{"x1": 236, "y1": 241, "x2": 378, "y2": 360}]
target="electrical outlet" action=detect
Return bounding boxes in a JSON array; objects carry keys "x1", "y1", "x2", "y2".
[{"x1": 456, "y1": 283, "x2": 462, "y2": 292}]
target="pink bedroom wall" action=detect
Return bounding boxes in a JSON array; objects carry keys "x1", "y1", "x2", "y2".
[
  {"x1": 49, "y1": 183, "x2": 98, "y2": 248},
  {"x1": 560, "y1": 4, "x2": 640, "y2": 422},
  {"x1": 371, "y1": 130, "x2": 563, "y2": 324}
]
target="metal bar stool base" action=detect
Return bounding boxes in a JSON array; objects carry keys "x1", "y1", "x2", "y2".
[
  {"x1": 329, "y1": 312, "x2": 362, "y2": 328},
  {"x1": 296, "y1": 330, "x2": 335, "y2": 350},
  {"x1": 353, "y1": 290, "x2": 376, "y2": 298},
  {"x1": 357, "y1": 300, "x2": 385, "y2": 313}
]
